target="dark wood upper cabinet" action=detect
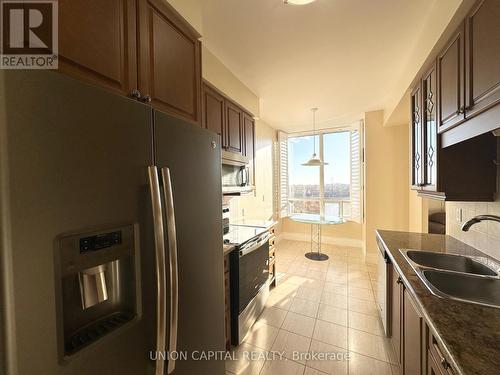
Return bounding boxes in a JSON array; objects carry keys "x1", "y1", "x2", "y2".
[
  {"x1": 58, "y1": 0, "x2": 137, "y2": 96},
  {"x1": 202, "y1": 83, "x2": 225, "y2": 136},
  {"x1": 422, "y1": 65, "x2": 438, "y2": 191},
  {"x1": 409, "y1": 0, "x2": 499, "y2": 201},
  {"x1": 202, "y1": 81, "x2": 256, "y2": 180},
  {"x1": 465, "y1": 0, "x2": 500, "y2": 117},
  {"x1": 437, "y1": 25, "x2": 465, "y2": 132},
  {"x1": 411, "y1": 85, "x2": 424, "y2": 189},
  {"x1": 225, "y1": 101, "x2": 243, "y2": 154},
  {"x1": 137, "y1": 0, "x2": 202, "y2": 125},
  {"x1": 403, "y1": 289, "x2": 423, "y2": 375},
  {"x1": 243, "y1": 113, "x2": 255, "y2": 160}
]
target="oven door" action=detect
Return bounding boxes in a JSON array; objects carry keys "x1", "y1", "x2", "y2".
[{"x1": 238, "y1": 233, "x2": 270, "y2": 313}]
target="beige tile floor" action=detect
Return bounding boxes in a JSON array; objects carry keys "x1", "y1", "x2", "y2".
[{"x1": 225, "y1": 239, "x2": 400, "y2": 375}]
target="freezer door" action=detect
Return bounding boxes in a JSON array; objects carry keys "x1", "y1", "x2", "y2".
[
  {"x1": 154, "y1": 111, "x2": 226, "y2": 375},
  {"x1": 0, "y1": 71, "x2": 156, "y2": 375}
]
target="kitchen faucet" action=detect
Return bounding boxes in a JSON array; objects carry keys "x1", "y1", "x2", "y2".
[{"x1": 461, "y1": 214, "x2": 500, "y2": 231}]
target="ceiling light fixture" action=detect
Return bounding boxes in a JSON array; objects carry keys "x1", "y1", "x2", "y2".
[
  {"x1": 284, "y1": 0, "x2": 317, "y2": 5},
  {"x1": 302, "y1": 108, "x2": 328, "y2": 167}
]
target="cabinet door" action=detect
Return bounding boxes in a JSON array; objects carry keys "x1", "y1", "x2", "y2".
[
  {"x1": 225, "y1": 101, "x2": 243, "y2": 154},
  {"x1": 202, "y1": 84, "x2": 225, "y2": 136},
  {"x1": 465, "y1": 0, "x2": 500, "y2": 117},
  {"x1": 411, "y1": 85, "x2": 424, "y2": 189},
  {"x1": 137, "y1": 0, "x2": 202, "y2": 124},
  {"x1": 243, "y1": 112, "x2": 255, "y2": 185},
  {"x1": 422, "y1": 66, "x2": 438, "y2": 191},
  {"x1": 427, "y1": 351, "x2": 443, "y2": 375},
  {"x1": 437, "y1": 25, "x2": 465, "y2": 132},
  {"x1": 243, "y1": 113, "x2": 255, "y2": 160},
  {"x1": 403, "y1": 289, "x2": 423, "y2": 375},
  {"x1": 58, "y1": 0, "x2": 137, "y2": 96},
  {"x1": 391, "y1": 271, "x2": 402, "y2": 365}
]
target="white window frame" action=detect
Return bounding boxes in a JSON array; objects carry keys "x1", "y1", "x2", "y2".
[{"x1": 278, "y1": 121, "x2": 364, "y2": 223}]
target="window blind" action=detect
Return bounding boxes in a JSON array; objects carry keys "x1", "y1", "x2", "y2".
[
  {"x1": 278, "y1": 131, "x2": 289, "y2": 218},
  {"x1": 349, "y1": 120, "x2": 364, "y2": 223}
]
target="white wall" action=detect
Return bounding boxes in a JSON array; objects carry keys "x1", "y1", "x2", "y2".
[
  {"x1": 364, "y1": 111, "x2": 410, "y2": 253},
  {"x1": 166, "y1": 0, "x2": 203, "y2": 34}
]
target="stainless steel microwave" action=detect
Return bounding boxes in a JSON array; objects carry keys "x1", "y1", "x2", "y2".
[{"x1": 221, "y1": 151, "x2": 254, "y2": 195}]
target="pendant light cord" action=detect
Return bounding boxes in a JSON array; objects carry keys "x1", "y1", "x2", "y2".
[{"x1": 312, "y1": 108, "x2": 318, "y2": 155}]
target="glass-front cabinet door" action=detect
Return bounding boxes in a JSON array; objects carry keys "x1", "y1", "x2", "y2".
[
  {"x1": 411, "y1": 85, "x2": 424, "y2": 189},
  {"x1": 422, "y1": 65, "x2": 438, "y2": 191}
]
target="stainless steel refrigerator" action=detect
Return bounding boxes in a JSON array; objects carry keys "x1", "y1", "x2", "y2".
[{"x1": 0, "y1": 71, "x2": 226, "y2": 375}]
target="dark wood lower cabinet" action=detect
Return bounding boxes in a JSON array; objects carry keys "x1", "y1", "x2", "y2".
[
  {"x1": 388, "y1": 264, "x2": 458, "y2": 375},
  {"x1": 391, "y1": 269, "x2": 403, "y2": 364},
  {"x1": 427, "y1": 350, "x2": 442, "y2": 375},
  {"x1": 427, "y1": 327, "x2": 457, "y2": 375},
  {"x1": 404, "y1": 289, "x2": 423, "y2": 375}
]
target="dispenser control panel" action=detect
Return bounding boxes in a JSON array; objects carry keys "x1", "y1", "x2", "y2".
[{"x1": 80, "y1": 231, "x2": 122, "y2": 253}]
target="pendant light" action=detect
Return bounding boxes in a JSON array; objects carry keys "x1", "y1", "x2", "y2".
[
  {"x1": 284, "y1": 0, "x2": 317, "y2": 5},
  {"x1": 302, "y1": 108, "x2": 328, "y2": 166}
]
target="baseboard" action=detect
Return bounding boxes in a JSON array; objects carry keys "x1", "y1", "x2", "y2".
[{"x1": 279, "y1": 232, "x2": 362, "y2": 248}]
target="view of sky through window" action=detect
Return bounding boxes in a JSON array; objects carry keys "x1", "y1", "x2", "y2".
[{"x1": 288, "y1": 131, "x2": 351, "y2": 216}]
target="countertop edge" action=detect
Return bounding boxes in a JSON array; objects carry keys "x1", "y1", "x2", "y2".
[{"x1": 223, "y1": 244, "x2": 236, "y2": 256}]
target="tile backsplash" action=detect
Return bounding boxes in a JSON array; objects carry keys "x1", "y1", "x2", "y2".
[{"x1": 446, "y1": 201, "x2": 500, "y2": 261}]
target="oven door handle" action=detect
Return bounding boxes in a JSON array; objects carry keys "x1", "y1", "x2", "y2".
[{"x1": 239, "y1": 234, "x2": 270, "y2": 257}]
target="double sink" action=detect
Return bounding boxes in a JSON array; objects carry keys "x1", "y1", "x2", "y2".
[{"x1": 400, "y1": 249, "x2": 500, "y2": 309}]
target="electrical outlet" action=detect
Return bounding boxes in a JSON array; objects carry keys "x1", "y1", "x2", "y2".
[{"x1": 456, "y1": 208, "x2": 463, "y2": 222}]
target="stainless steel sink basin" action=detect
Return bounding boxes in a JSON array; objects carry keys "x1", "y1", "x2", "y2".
[
  {"x1": 422, "y1": 269, "x2": 500, "y2": 308},
  {"x1": 404, "y1": 250, "x2": 498, "y2": 276}
]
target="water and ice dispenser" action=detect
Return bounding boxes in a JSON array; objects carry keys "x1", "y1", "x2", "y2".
[{"x1": 55, "y1": 224, "x2": 141, "y2": 358}]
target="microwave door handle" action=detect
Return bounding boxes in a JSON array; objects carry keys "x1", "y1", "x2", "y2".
[
  {"x1": 238, "y1": 168, "x2": 243, "y2": 186},
  {"x1": 147, "y1": 166, "x2": 167, "y2": 375},
  {"x1": 243, "y1": 167, "x2": 248, "y2": 186},
  {"x1": 161, "y1": 167, "x2": 179, "y2": 375},
  {"x1": 245, "y1": 167, "x2": 249, "y2": 185}
]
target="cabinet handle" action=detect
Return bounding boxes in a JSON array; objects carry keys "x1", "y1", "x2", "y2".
[
  {"x1": 396, "y1": 277, "x2": 403, "y2": 284},
  {"x1": 441, "y1": 357, "x2": 451, "y2": 370},
  {"x1": 433, "y1": 336, "x2": 451, "y2": 371},
  {"x1": 131, "y1": 89, "x2": 142, "y2": 100},
  {"x1": 458, "y1": 106, "x2": 465, "y2": 114},
  {"x1": 141, "y1": 95, "x2": 152, "y2": 103}
]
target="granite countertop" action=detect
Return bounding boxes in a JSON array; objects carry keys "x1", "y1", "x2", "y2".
[
  {"x1": 223, "y1": 243, "x2": 236, "y2": 256},
  {"x1": 376, "y1": 230, "x2": 500, "y2": 375}
]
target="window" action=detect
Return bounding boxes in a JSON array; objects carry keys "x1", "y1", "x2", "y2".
[{"x1": 278, "y1": 122, "x2": 363, "y2": 222}]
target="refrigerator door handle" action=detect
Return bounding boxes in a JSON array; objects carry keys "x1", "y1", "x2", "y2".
[
  {"x1": 161, "y1": 167, "x2": 179, "y2": 375},
  {"x1": 148, "y1": 166, "x2": 168, "y2": 375}
]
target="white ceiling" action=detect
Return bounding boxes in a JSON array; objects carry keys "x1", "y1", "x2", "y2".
[{"x1": 201, "y1": 0, "x2": 457, "y2": 131}]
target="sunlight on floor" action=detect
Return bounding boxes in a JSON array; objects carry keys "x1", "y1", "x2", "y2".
[{"x1": 225, "y1": 240, "x2": 400, "y2": 375}]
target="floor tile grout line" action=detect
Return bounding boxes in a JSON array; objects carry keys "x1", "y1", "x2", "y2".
[{"x1": 240, "y1": 242, "x2": 392, "y2": 374}]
